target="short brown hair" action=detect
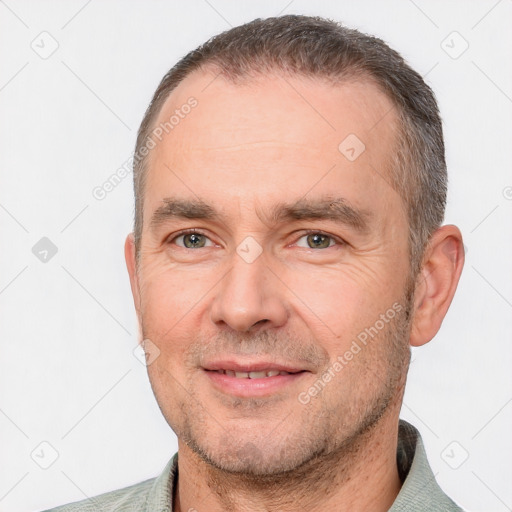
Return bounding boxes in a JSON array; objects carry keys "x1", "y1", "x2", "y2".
[{"x1": 132, "y1": 15, "x2": 446, "y2": 276}]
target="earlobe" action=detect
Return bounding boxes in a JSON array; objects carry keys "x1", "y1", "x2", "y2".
[
  {"x1": 124, "y1": 233, "x2": 142, "y2": 320},
  {"x1": 409, "y1": 225, "x2": 465, "y2": 347}
]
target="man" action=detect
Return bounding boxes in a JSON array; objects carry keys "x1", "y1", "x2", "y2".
[{"x1": 46, "y1": 14, "x2": 465, "y2": 512}]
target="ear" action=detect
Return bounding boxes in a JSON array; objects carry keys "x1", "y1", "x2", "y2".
[
  {"x1": 124, "y1": 233, "x2": 142, "y2": 326},
  {"x1": 409, "y1": 225, "x2": 465, "y2": 347}
]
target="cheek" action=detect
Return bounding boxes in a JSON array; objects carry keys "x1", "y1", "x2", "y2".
[
  {"x1": 283, "y1": 262, "x2": 400, "y2": 343},
  {"x1": 139, "y1": 256, "x2": 214, "y2": 321}
]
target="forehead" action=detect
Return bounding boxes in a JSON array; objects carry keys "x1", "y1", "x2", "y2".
[
  {"x1": 154, "y1": 68, "x2": 397, "y2": 151},
  {"x1": 144, "y1": 68, "x2": 401, "y2": 224}
]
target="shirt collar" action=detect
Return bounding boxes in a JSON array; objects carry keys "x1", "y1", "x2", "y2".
[{"x1": 389, "y1": 420, "x2": 462, "y2": 511}]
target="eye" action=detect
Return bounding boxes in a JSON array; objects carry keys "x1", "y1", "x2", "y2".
[
  {"x1": 295, "y1": 231, "x2": 339, "y2": 249},
  {"x1": 171, "y1": 230, "x2": 214, "y2": 249}
]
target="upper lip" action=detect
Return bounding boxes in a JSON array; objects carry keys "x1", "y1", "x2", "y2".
[{"x1": 201, "y1": 358, "x2": 308, "y2": 373}]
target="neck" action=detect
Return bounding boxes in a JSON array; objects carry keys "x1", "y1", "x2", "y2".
[{"x1": 174, "y1": 409, "x2": 402, "y2": 512}]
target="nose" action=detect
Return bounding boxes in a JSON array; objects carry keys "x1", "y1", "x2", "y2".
[{"x1": 209, "y1": 249, "x2": 288, "y2": 333}]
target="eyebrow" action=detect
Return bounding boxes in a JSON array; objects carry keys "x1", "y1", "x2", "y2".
[
  {"x1": 150, "y1": 198, "x2": 220, "y2": 229},
  {"x1": 149, "y1": 196, "x2": 372, "y2": 234},
  {"x1": 266, "y1": 197, "x2": 371, "y2": 233}
]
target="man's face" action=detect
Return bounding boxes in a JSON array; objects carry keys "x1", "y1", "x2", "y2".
[{"x1": 128, "y1": 70, "x2": 414, "y2": 475}]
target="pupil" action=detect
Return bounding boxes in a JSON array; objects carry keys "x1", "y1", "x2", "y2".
[
  {"x1": 185, "y1": 233, "x2": 204, "y2": 248},
  {"x1": 308, "y1": 234, "x2": 329, "y2": 248}
]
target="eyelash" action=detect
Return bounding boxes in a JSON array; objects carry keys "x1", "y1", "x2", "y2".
[{"x1": 168, "y1": 229, "x2": 345, "y2": 249}]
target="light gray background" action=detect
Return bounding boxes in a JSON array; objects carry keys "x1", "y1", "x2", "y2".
[{"x1": 1, "y1": 1, "x2": 511, "y2": 511}]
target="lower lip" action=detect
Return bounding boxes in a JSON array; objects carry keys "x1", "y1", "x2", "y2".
[{"x1": 204, "y1": 370, "x2": 308, "y2": 397}]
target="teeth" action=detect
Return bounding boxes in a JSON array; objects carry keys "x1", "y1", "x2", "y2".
[
  {"x1": 216, "y1": 369, "x2": 292, "y2": 378},
  {"x1": 249, "y1": 371, "x2": 267, "y2": 379}
]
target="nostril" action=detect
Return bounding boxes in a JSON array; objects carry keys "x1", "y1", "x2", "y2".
[{"x1": 253, "y1": 319, "x2": 270, "y2": 327}]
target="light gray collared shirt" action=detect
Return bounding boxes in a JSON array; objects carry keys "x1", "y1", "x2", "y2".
[{"x1": 43, "y1": 420, "x2": 464, "y2": 511}]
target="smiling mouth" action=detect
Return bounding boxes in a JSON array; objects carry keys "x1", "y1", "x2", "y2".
[
  {"x1": 208, "y1": 369, "x2": 304, "y2": 379},
  {"x1": 203, "y1": 364, "x2": 309, "y2": 397}
]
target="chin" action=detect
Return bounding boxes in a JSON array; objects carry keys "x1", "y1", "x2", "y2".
[{"x1": 182, "y1": 424, "x2": 329, "y2": 477}]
